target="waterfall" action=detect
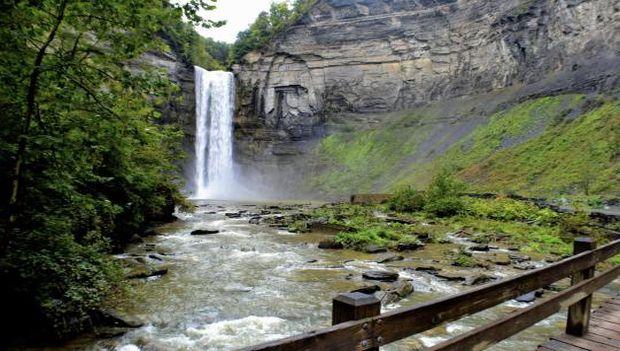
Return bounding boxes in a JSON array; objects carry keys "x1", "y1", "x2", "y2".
[{"x1": 193, "y1": 66, "x2": 235, "y2": 199}]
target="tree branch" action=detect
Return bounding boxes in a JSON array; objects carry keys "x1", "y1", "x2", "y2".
[{"x1": 3, "y1": 0, "x2": 69, "y2": 254}]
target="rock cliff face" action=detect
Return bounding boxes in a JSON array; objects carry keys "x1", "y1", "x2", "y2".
[
  {"x1": 137, "y1": 45, "x2": 197, "y2": 180},
  {"x1": 233, "y1": 0, "x2": 618, "y2": 181},
  {"x1": 139, "y1": 49, "x2": 195, "y2": 135}
]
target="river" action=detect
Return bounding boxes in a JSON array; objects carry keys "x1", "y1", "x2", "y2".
[{"x1": 57, "y1": 201, "x2": 618, "y2": 351}]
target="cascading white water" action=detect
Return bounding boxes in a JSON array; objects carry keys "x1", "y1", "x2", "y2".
[{"x1": 193, "y1": 66, "x2": 235, "y2": 199}]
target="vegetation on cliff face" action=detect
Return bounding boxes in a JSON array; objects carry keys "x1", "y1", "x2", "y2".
[
  {"x1": 309, "y1": 94, "x2": 619, "y2": 198},
  {"x1": 230, "y1": 0, "x2": 317, "y2": 63},
  {"x1": 0, "y1": 0, "x2": 217, "y2": 342}
]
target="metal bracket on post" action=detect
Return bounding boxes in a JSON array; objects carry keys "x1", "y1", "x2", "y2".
[{"x1": 566, "y1": 237, "x2": 597, "y2": 336}]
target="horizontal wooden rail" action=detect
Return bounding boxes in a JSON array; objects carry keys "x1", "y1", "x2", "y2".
[
  {"x1": 239, "y1": 239, "x2": 620, "y2": 351},
  {"x1": 427, "y1": 264, "x2": 620, "y2": 351}
]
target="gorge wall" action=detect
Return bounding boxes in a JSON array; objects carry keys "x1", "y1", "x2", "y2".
[{"x1": 233, "y1": 0, "x2": 619, "y2": 196}]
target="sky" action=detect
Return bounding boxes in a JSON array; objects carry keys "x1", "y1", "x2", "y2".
[{"x1": 196, "y1": 0, "x2": 280, "y2": 43}]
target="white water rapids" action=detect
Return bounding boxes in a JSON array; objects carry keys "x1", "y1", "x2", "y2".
[{"x1": 193, "y1": 67, "x2": 235, "y2": 199}]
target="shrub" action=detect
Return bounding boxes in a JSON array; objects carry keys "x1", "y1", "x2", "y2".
[
  {"x1": 465, "y1": 197, "x2": 559, "y2": 224},
  {"x1": 388, "y1": 186, "x2": 426, "y2": 212},
  {"x1": 426, "y1": 169, "x2": 466, "y2": 200},
  {"x1": 424, "y1": 197, "x2": 466, "y2": 217},
  {"x1": 423, "y1": 170, "x2": 466, "y2": 217}
]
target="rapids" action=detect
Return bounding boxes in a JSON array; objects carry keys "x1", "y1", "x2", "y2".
[{"x1": 56, "y1": 201, "x2": 618, "y2": 351}]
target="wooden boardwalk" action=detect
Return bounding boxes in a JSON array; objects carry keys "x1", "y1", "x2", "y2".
[{"x1": 538, "y1": 296, "x2": 620, "y2": 351}]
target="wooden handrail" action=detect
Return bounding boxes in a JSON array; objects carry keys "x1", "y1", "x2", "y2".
[
  {"x1": 240, "y1": 239, "x2": 620, "y2": 351},
  {"x1": 427, "y1": 265, "x2": 620, "y2": 351}
]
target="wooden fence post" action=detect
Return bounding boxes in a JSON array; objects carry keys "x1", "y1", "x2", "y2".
[
  {"x1": 566, "y1": 237, "x2": 596, "y2": 336},
  {"x1": 333, "y1": 292, "x2": 381, "y2": 350}
]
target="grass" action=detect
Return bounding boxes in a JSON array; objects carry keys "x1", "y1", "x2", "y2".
[{"x1": 308, "y1": 194, "x2": 615, "y2": 259}]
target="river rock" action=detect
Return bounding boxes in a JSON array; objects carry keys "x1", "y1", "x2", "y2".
[
  {"x1": 515, "y1": 290, "x2": 543, "y2": 303},
  {"x1": 191, "y1": 229, "x2": 220, "y2": 235},
  {"x1": 363, "y1": 270, "x2": 399, "y2": 282},
  {"x1": 377, "y1": 255, "x2": 404, "y2": 264},
  {"x1": 148, "y1": 254, "x2": 165, "y2": 261},
  {"x1": 364, "y1": 245, "x2": 387, "y2": 254},
  {"x1": 318, "y1": 240, "x2": 344, "y2": 250},
  {"x1": 382, "y1": 280, "x2": 415, "y2": 305},
  {"x1": 469, "y1": 244, "x2": 490, "y2": 252},
  {"x1": 463, "y1": 274, "x2": 497, "y2": 286},
  {"x1": 513, "y1": 261, "x2": 538, "y2": 270},
  {"x1": 125, "y1": 265, "x2": 169, "y2": 279},
  {"x1": 351, "y1": 285, "x2": 381, "y2": 294},
  {"x1": 93, "y1": 309, "x2": 144, "y2": 328},
  {"x1": 308, "y1": 221, "x2": 355, "y2": 233},
  {"x1": 249, "y1": 216, "x2": 262, "y2": 224},
  {"x1": 476, "y1": 252, "x2": 511, "y2": 265},
  {"x1": 141, "y1": 227, "x2": 163, "y2": 237},
  {"x1": 396, "y1": 242, "x2": 425, "y2": 251},
  {"x1": 225, "y1": 212, "x2": 242, "y2": 218},
  {"x1": 509, "y1": 253, "x2": 531, "y2": 263}
]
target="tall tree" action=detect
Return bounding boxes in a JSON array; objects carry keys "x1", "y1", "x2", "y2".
[{"x1": 0, "y1": 0, "x2": 220, "y2": 341}]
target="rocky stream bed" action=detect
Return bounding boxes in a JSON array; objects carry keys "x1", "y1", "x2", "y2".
[{"x1": 50, "y1": 201, "x2": 619, "y2": 351}]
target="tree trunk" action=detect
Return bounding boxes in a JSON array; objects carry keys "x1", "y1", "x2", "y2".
[{"x1": 2, "y1": 0, "x2": 68, "y2": 254}]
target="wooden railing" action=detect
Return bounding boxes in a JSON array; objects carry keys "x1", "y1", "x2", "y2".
[{"x1": 239, "y1": 238, "x2": 620, "y2": 351}]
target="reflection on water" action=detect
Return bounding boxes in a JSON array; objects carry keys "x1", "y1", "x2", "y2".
[{"x1": 57, "y1": 201, "x2": 618, "y2": 351}]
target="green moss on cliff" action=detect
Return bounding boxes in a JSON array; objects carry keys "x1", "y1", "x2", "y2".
[
  {"x1": 458, "y1": 98, "x2": 619, "y2": 195},
  {"x1": 308, "y1": 94, "x2": 619, "y2": 197}
]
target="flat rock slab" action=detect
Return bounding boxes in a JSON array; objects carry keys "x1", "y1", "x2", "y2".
[
  {"x1": 396, "y1": 243, "x2": 425, "y2": 251},
  {"x1": 364, "y1": 245, "x2": 388, "y2": 254},
  {"x1": 318, "y1": 240, "x2": 344, "y2": 249},
  {"x1": 363, "y1": 270, "x2": 399, "y2": 282},
  {"x1": 377, "y1": 255, "x2": 404, "y2": 264},
  {"x1": 191, "y1": 229, "x2": 220, "y2": 235}
]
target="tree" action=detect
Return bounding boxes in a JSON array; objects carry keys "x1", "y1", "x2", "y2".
[
  {"x1": 0, "y1": 0, "x2": 220, "y2": 341},
  {"x1": 230, "y1": 0, "x2": 317, "y2": 63}
]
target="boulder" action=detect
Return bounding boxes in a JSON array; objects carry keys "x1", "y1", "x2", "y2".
[
  {"x1": 382, "y1": 280, "x2": 415, "y2": 305},
  {"x1": 225, "y1": 212, "x2": 242, "y2": 218},
  {"x1": 191, "y1": 229, "x2": 220, "y2": 235},
  {"x1": 249, "y1": 216, "x2": 262, "y2": 225},
  {"x1": 363, "y1": 270, "x2": 399, "y2": 282}
]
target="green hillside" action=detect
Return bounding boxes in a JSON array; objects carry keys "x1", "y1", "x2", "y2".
[{"x1": 308, "y1": 94, "x2": 620, "y2": 197}]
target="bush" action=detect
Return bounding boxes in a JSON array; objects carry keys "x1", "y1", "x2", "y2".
[
  {"x1": 423, "y1": 170, "x2": 466, "y2": 217},
  {"x1": 424, "y1": 196, "x2": 466, "y2": 217},
  {"x1": 465, "y1": 197, "x2": 559, "y2": 224},
  {"x1": 388, "y1": 186, "x2": 426, "y2": 212},
  {"x1": 426, "y1": 169, "x2": 466, "y2": 200}
]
